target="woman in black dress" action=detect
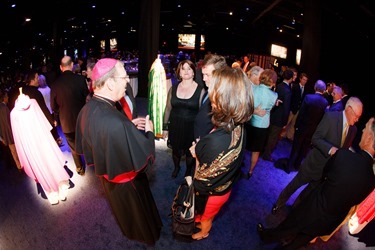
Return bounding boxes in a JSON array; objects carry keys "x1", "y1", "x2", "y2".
[{"x1": 163, "y1": 60, "x2": 205, "y2": 178}]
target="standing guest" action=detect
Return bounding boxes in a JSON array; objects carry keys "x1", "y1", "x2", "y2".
[
  {"x1": 284, "y1": 80, "x2": 328, "y2": 173},
  {"x1": 282, "y1": 72, "x2": 308, "y2": 141},
  {"x1": 0, "y1": 90, "x2": 21, "y2": 171},
  {"x1": 51, "y1": 56, "x2": 89, "y2": 175},
  {"x1": 23, "y1": 69, "x2": 63, "y2": 147},
  {"x1": 323, "y1": 82, "x2": 336, "y2": 106},
  {"x1": 84, "y1": 57, "x2": 97, "y2": 102},
  {"x1": 247, "y1": 66, "x2": 264, "y2": 87},
  {"x1": 262, "y1": 69, "x2": 294, "y2": 162},
  {"x1": 44, "y1": 62, "x2": 58, "y2": 88},
  {"x1": 75, "y1": 58, "x2": 162, "y2": 245},
  {"x1": 257, "y1": 116, "x2": 375, "y2": 249},
  {"x1": 194, "y1": 54, "x2": 227, "y2": 140},
  {"x1": 246, "y1": 66, "x2": 267, "y2": 117},
  {"x1": 163, "y1": 59, "x2": 204, "y2": 178},
  {"x1": 11, "y1": 93, "x2": 70, "y2": 204},
  {"x1": 326, "y1": 85, "x2": 344, "y2": 111},
  {"x1": 272, "y1": 97, "x2": 363, "y2": 214},
  {"x1": 190, "y1": 67, "x2": 254, "y2": 240},
  {"x1": 244, "y1": 69, "x2": 278, "y2": 178},
  {"x1": 241, "y1": 54, "x2": 251, "y2": 73}
]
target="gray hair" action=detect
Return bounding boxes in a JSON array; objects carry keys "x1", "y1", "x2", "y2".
[
  {"x1": 314, "y1": 80, "x2": 326, "y2": 93},
  {"x1": 247, "y1": 66, "x2": 264, "y2": 78},
  {"x1": 345, "y1": 96, "x2": 363, "y2": 110}
]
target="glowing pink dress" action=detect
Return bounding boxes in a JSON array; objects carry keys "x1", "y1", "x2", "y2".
[{"x1": 11, "y1": 94, "x2": 70, "y2": 204}]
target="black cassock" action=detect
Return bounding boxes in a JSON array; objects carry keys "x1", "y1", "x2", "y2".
[{"x1": 76, "y1": 95, "x2": 162, "y2": 245}]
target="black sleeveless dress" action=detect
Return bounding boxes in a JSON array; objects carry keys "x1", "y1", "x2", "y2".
[{"x1": 168, "y1": 83, "x2": 203, "y2": 151}]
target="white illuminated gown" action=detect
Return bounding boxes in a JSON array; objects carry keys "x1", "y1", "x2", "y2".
[{"x1": 11, "y1": 94, "x2": 70, "y2": 204}]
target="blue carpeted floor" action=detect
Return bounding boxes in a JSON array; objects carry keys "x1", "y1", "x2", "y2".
[{"x1": 0, "y1": 97, "x2": 374, "y2": 250}]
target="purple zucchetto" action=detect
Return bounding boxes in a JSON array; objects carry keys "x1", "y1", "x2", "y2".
[{"x1": 91, "y1": 58, "x2": 117, "y2": 81}]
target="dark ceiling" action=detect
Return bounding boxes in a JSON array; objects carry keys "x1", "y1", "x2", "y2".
[{"x1": 0, "y1": 0, "x2": 375, "y2": 67}]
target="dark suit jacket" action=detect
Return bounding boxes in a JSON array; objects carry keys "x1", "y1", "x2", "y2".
[
  {"x1": 50, "y1": 71, "x2": 89, "y2": 134},
  {"x1": 270, "y1": 82, "x2": 292, "y2": 127},
  {"x1": 327, "y1": 100, "x2": 344, "y2": 111},
  {"x1": 300, "y1": 111, "x2": 357, "y2": 180},
  {"x1": 288, "y1": 93, "x2": 328, "y2": 169},
  {"x1": 266, "y1": 149, "x2": 374, "y2": 245},
  {"x1": 341, "y1": 95, "x2": 350, "y2": 107},
  {"x1": 194, "y1": 98, "x2": 213, "y2": 140},
  {"x1": 290, "y1": 82, "x2": 304, "y2": 114},
  {"x1": 294, "y1": 93, "x2": 328, "y2": 137}
]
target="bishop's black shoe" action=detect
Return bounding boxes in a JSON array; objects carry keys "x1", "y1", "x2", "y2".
[
  {"x1": 257, "y1": 223, "x2": 266, "y2": 242},
  {"x1": 257, "y1": 223, "x2": 264, "y2": 233},
  {"x1": 272, "y1": 204, "x2": 279, "y2": 214}
]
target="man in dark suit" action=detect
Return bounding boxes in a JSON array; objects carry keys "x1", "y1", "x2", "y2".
[
  {"x1": 322, "y1": 82, "x2": 335, "y2": 106},
  {"x1": 326, "y1": 85, "x2": 344, "y2": 111},
  {"x1": 282, "y1": 72, "x2": 308, "y2": 141},
  {"x1": 193, "y1": 54, "x2": 227, "y2": 140},
  {"x1": 272, "y1": 97, "x2": 363, "y2": 214},
  {"x1": 258, "y1": 116, "x2": 375, "y2": 250},
  {"x1": 285, "y1": 80, "x2": 328, "y2": 172},
  {"x1": 51, "y1": 55, "x2": 89, "y2": 175},
  {"x1": 262, "y1": 69, "x2": 293, "y2": 162}
]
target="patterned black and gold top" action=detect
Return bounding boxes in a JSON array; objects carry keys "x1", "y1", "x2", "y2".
[{"x1": 194, "y1": 125, "x2": 244, "y2": 196}]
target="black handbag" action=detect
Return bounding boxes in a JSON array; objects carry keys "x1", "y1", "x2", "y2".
[{"x1": 171, "y1": 176, "x2": 195, "y2": 236}]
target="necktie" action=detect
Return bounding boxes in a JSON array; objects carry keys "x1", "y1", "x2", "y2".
[
  {"x1": 119, "y1": 97, "x2": 132, "y2": 120},
  {"x1": 202, "y1": 92, "x2": 208, "y2": 105},
  {"x1": 300, "y1": 86, "x2": 304, "y2": 97},
  {"x1": 341, "y1": 123, "x2": 349, "y2": 147}
]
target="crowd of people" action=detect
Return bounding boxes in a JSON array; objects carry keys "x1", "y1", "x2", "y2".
[{"x1": 0, "y1": 51, "x2": 374, "y2": 248}]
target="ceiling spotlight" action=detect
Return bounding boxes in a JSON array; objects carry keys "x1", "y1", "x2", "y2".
[{"x1": 229, "y1": 12, "x2": 233, "y2": 15}]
